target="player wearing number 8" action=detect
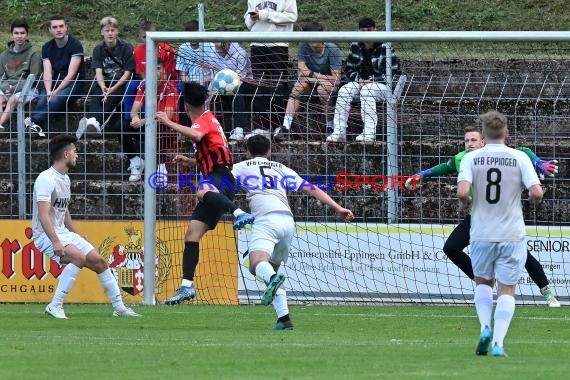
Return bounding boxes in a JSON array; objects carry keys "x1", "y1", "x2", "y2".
[
  {"x1": 457, "y1": 110, "x2": 544, "y2": 357},
  {"x1": 404, "y1": 126, "x2": 559, "y2": 308}
]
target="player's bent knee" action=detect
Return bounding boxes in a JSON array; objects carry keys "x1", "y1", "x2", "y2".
[
  {"x1": 61, "y1": 253, "x2": 86, "y2": 268},
  {"x1": 442, "y1": 243, "x2": 459, "y2": 257},
  {"x1": 185, "y1": 220, "x2": 209, "y2": 241},
  {"x1": 443, "y1": 239, "x2": 466, "y2": 256},
  {"x1": 62, "y1": 245, "x2": 87, "y2": 266},
  {"x1": 85, "y1": 251, "x2": 108, "y2": 273},
  {"x1": 248, "y1": 250, "x2": 271, "y2": 273}
]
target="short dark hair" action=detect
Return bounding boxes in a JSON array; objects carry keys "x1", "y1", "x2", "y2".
[
  {"x1": 302, "y1": 22, "x2": 324, "y2": 32},
  {"x1": 49, "y1": 135, "x2": 78, "y2": 162},
  {"x1": 183, "y1": 81, "x2": 208, "y2": 107},
  {"x1": 11, "y1": 17, "x2": 29, "y2": 33},
  {"x1": 184, "y1": 20, "x2": 199, "y2": 31},
  {"x1": 49, "y1": 15, "x2": 67, "y2": 25},
  {"x1": 464, "y1": 126, "x2": 481, "y2": 134},
  {"x1": 246, "y1": 135, "x2": 271, "y2": 157},
  {"x1": 358, "y1": 17, "x2": 376, "y2": 29}
]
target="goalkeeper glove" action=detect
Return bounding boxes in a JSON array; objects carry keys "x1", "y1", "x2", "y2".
[
  {"x1": 532, "y1": 157, "x2": 559, "y2": 180},
  {"x1": 404, "y1": 174, "x2": 422, "y2": 190},
  {"x1": 404, "y1": 169, "x2": 432, "y2": 190}
]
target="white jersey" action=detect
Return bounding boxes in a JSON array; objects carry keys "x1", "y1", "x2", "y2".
[
  {"x1": 244, "y1": 0, "x2": 298, "y2": 47},
  {"x1": 32, "y1": 167, "x2": 72, "y2": 239},
  {"x1": 457, "y1": 144, "x2": 540, "y2": 242},
  {"x1": 232, "y1": 157, "x2": 305, "y2": 218}
]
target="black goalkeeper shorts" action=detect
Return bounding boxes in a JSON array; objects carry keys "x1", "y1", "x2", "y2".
[{"x1": 190, "y1": 166, "x2": 236, "y2": 230}]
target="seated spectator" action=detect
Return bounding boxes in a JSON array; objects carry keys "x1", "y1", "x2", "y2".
[
  {"x1": 25, "y1": 15, "x2": 85, "y2": 138},
  {"x1": 176, "y1": 20, "x2": 216, "y2": 127},
  {"x1": 275, "y1": 21, "x2": 341, "y2": 141},
  {"x1": 326, "y1": 17, "x2": 391, "y2": 143},
  {"x1": 125, "y1": 59, "x2": 178, "y2": 181},
  {"x1": 210, "y1": 38, "x2": 256, "y2": 141},
  {"x1": 0, "y1": 18, "x2": 42, "y2": 131},
  {"x1": 176, "y1": 20, "x2": 216, "y2": 86},
  {"x1": 76, "y1": 16, "x2": 134, "y2": 139},
  {"x1": 123, "y1": 20, "x2": 176, "y2": 125}
]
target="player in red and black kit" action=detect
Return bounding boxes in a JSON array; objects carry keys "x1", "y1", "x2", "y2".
[{"x1": 156, "y1": 81, "x2": 255, "y2": 304}]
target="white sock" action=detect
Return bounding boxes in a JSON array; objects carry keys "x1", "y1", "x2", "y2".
[
  {"x1": 283, "y1": 115, "x2": 293, "y2": 129},
  {"x1": 493, "y1": 294, "x2": 515, "y2": 347},
  {"x1": 181, "y1": 279, "x2": 193, "y2": 287},
  {"x1": 255, "y1": 261, "x2": 276, "y2": 284},
  {"x1": 272, "y1": 288, "x2": 289, "y2": 318},
  {"x1": 51, "y1": 263, "x2": 81, "y2": 306},
  {"x1": 474, "y1": 284, "x2": 493, "y2": 331},
  {"x1": 233, "y1": 208, "x2": 245, "y2": 217},
  {"x1": 98, "y1": 269, "x2": 126, "y2": 312}
]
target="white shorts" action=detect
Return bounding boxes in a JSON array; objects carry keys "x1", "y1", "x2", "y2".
[
  {"x1": 248, "y1": 212, "x2": 295, "y2": 265},
  {"x1": 0, "y1": 88, "x2": 38, "y2": 104},
  {"x1": 470, "y1": 240, "x2": 527, "y2": 285},
  {"x1": 34, "y1": 230, "x2": 95, "y2": 265}
]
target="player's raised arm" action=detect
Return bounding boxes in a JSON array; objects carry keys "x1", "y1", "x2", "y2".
[
  {"x1": 406, "y1": 127, "x2": 485, "y2": 190},
  {"x1": 300, "y1": 184, "x2": 354, "y2": 222},
  {"x1": 517, "y1": 146, "x2": 559, "y2": 179},
  {"x1": 172, "y1": 154, "x2": 196, "y2": 167},
  {"x1": 405, "y1": 161, "x2": 455, "y2": 190},
  {"x1": 155, "y1": 111, "x2": 204, "y2": 142}
]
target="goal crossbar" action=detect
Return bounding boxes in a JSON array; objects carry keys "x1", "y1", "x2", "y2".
[{"x1": 147, "y1": 31, "x2": 570, "y2": 44}]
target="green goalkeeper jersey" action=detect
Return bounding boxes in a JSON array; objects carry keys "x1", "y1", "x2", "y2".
[
  {"x1": 421, "y1": 147, "x2": 538, "y2": 215},
  {"x1": 425, "y1": 146, "x2": 538, "y2": 177}
]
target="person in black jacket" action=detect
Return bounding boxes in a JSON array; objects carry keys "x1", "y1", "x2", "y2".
[{"x1": 327, "y1": 17, "x2": 391, "y2": 143}]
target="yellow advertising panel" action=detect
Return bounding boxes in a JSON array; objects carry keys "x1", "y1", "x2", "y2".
[{"x1": 0, "y1": 220, "x2": 238, "y2": 304}]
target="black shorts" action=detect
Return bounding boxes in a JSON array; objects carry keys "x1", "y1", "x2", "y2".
[{"x1": 190, "y1": 166, "x2": 236, "y2": 230}]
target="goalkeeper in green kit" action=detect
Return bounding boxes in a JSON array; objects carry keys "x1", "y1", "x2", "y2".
[{"x1": 405, "y1": 126, "x2": 560, "y2": 307}]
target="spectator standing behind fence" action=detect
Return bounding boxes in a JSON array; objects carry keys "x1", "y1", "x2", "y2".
[
  {"x1": 326, "y1": 17, "x2": 391, "y2": 144},
  {"x1": 0, "y1": 18, "x2": 42, "y2": 131},
  {"x1": 76, "y1": 17, "x2": 134, "y2": 139},
  {"x1": 244, "y1": 0, "x2": 297, "y2": 138},
  {"x1": 126, "y1": 59, "x2": 178, "y2": 182},
  {"x1": 210, "y1": 38, "x2": 255, "y2": 141},
  {"x1": 24, "y1": 15, "x2": 85, "y2": 138},
  {"x1": 275, "y1": 22, "x2": 341, "y2": 141},
  {"x1": 123, "y1": 20, "x2": 176, "y2": 126}
]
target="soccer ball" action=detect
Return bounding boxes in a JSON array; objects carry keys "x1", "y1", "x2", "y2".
[{"x1": 213, "y1": 69, "x2": 241, "y2": 95}]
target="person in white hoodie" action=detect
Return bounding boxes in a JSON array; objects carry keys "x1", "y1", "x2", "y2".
[{"x1": 244, "y1": 1, "x2": 297, "y2": 139}]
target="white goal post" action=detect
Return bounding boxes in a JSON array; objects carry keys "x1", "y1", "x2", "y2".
[{"x1": 142, "y1": 31, "x2": 570, "y2": 306}]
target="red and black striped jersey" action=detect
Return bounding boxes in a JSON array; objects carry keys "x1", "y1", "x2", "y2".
[{"x1": 191, "y1": 110, "x2": 232, "y2": 175}]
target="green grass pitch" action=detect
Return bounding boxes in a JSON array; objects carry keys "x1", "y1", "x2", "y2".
[{"x1": 1, "y1": 304, "x2": 568, "y2": 379}]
